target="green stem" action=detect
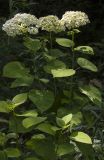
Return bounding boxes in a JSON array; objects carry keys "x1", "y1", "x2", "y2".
[
  {"x1": 13, "y1": 111, "x2": 19, "y2": 147},
  {"x1": 49, "y1": 32, "x2": 57, "y2": 95},
  {"x1": 71, "y1": 31, "x2": 75, "y2": 68},
  {"x1": 70, "y1": 31, "x2": 75, "y2": 101},
  {"x1": 49, "y1": 32, "x2": 52, "y2": 49}
]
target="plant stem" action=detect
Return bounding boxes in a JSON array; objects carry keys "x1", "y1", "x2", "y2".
[
  {"x1": 70, "y1": 31, "x2": 75, "y2": 101},
  {"x1": 49, "y1": 32, "x2": 52, "y2": 49},
  {"x1": 49, "y1": 32, "x2": 57, "y2": 95},
  {"x1": 71, "y1": 31, "x2": 75, "y2": 68}
]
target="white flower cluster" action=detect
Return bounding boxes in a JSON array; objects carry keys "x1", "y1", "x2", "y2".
[
  {"x1": 61, "y1": 11, "x2": 90, "y2": 30},
  {"x1": 2, "y1": 13, "x2": 38, "y2": 37},
  {"x1": 39, "y1": 15, "x2": 65, "y2": 33},
  {"x1": 2, "y1": 11, "x2": 90, "y2": 37}
]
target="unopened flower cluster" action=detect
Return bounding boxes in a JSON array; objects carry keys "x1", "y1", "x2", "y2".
[
  {"x1": 2, "y1": 13, "x2": 38, "y2": 37},
  {"x1": 61, "y1": 11, "x2": 90, "y2": 30},
  {"x1": 2, "y1": 11, "x2": 90, "y2": 37}
]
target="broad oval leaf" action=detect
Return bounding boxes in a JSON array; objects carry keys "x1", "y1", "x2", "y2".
[
  {"x1": 24, "y1": 37, "x2": 41, "y2": 52},
  {"x1": 23, "y1": 117, "x2": 47, "y2": 128},
  {"x1": 29, "y1": 90, "x2": 54, "y2": 113},
  {"x1": 44, "y1": 60, "x2": 66, "y2": 74},
  {"x1": 26, "y1": 139, "x2": 56, "y2": 160},
  {"x1": 36, "y1": 123, "x2": 59, "y2": 135},
  {"x1": 80, "y1": 85, "x2": 102, "y2": 105},
  {"x1": 57, "y1": 143, "x2": 75, "y2": 156},
  {"x1": 77, "y1": 57, "x2": 98, "y2": 72},
  {"x1": 51, "y1": 69, "x2": 76, "y2": 78},
  {"x1": 49, "y1": 49, "x2": 65, "y2": 58},
  {"x1": 12, "y1": 93, "x2": 27, "y2": 107},
  {"x1": 11, "y1": 76, "x2": 34, "y2": 88},
  {"x1": 5, "y1": 148, "x2": 21, "y2": 158},
  {"x1": 16, "y1": 110, "x2": 38, "y2": 117},
  {"x1": 3, "y1": 61, "x2": 29, "y2": 78},
  {"x1": 70, "y1": 131, "x2": 92, "y2": 144},
  {"x1": 56, "y1": 38, "x2": 74, "y2": 47},
  {"x1": 74, "y1": 46, "x2": 94, "y2": 55}
]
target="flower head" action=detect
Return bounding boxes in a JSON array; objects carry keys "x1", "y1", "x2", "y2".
[
  {"x1": 39, "y1": 15, "x2": 65, "y2": 33},
  {"x1": 2, "y1": 13, "x2": 39, "y2": 37},
  {"x1": 61, "y1": 11, "x2": 90, "y2": 30}
]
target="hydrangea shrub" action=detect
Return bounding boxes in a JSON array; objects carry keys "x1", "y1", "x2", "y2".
[{"x1": 0, "y1": 11, "x2": 102, "y2": 160}]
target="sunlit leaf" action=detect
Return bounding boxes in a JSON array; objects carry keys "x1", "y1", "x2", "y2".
[
  {"x1": 23, "y1": 117, "x2": 47, "y2": 128},
  {"x1": 74, "y1": 46, "x2": 94, "y2": 55},
  {"x1": 80, "y1": 85, "x2": 102, "y2": 105},
  {"x1": 36, "y1": 123, "x2": 59, "y2": 135},
  {"x1": 12, "y1": 93, "x2": 27, "y2": 106},
  {"x1": 44, "y1": 60, "x2": 66, "y2": 74},
  {"x1": 77, "y1": 58, "x2": 98, "y2": 72},
  {"x1": 51, "y1": 69, "x2": 76, "y2": 78},
  {"x1": 56, "y1": 38, "x2": 74, "y2": 47},
  {"x1": 70, "y1": 131, "x2": 92, "y2": 144}
]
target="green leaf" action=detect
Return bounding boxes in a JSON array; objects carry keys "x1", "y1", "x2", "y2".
[
  {"x1": 51, "y1": 69, "x2": 76, "y2": 78},
  {"x1": 0, "y1": 101, "x2": 10, "y2": 113},
  {"x1": 77, "y1": 143, "x2": 95, "y2": 159},
  {"x1": 56, "y1": 114, "x2": 72, "y2": 128},
  {"x1": 56, "y1": 38, "x2": 74, "y2": 47},
  {"x1": 49, "y1": 49, "x2": 65, "y2": 58},
  {"x1": 57, "y1": 143, "x2": 75, "y2": 156},
  {"x1": 5, "y1": 148, "x2": 21, "y2": 158},
  {"x1": 77, "y1": 57, "x2": 98, "y2": 72},
  {"x1": 80, "y1": 85, "x2": 102, "y2": 105},
  {"x1": 74, "y1": 46, "x2": 94, "y2": 55},
  {"x1": 29, "y1": 90, "x2": 54, "y2": 113},
  {"x1": 23, "y1": 117, "x2": 47, "y2": 128},
  {"x1": 9, "y1": 116, "x2": 31, "y2": 133},
  {"x1": 24, "y1": 37, "x2": 41, "y2": 52},
  {"x1": 62, "y1": 114, "x2": 73, "y2": 125},
  {"x1": 12, "y1": 93, "x2": 27, "y2": 107},
  {"x1": 56, "y1": 117, "x2": 65, "y2": 127},
  {"x1": 26, "y1": 139, "x2": 56, "y2": 160},
  {"x1": 11, "y1": 76, "x2": 34, "y2": 88},
  {"x1": 70, "y1": 131, "x2": 92, "y2": 144},
  {"x1": 36, "y1": 123, "x2": 59, "y2": 135},
  {"x1": 3, "y1": 61, "x2": 29, "y2": 78},
  {"x1": 39, "y1": 78, "x2": 49, "y2": 83},
  {"x1": 6, "y1": 133, "x2": 17, "y2": 140},
  {"x1": 16, "y1": 110, "x2": 38, "y2": 117},
  {"x1": 31, "y1": 134, "x2": 46, "y2": 140},
  {"x1": 44, "y1": 60, "x2": 66, "y2": 74},
  {"x1": 71, "y1": 112, "x2": 82, "y2": 126}
]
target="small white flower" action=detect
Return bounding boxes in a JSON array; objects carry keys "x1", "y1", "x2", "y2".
[
  {"x1": 2, "y1": 13, "x2": 39, "y2": 37},
  {"x1": 27, "y1": 27, "x2": 38, "y2": 35},
  {"x1": 39, "y1": 15, "x2": 65, "y2": 33},
  {"x1": 61, "y1": 11, "x2": 90, "y2": 30}
]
